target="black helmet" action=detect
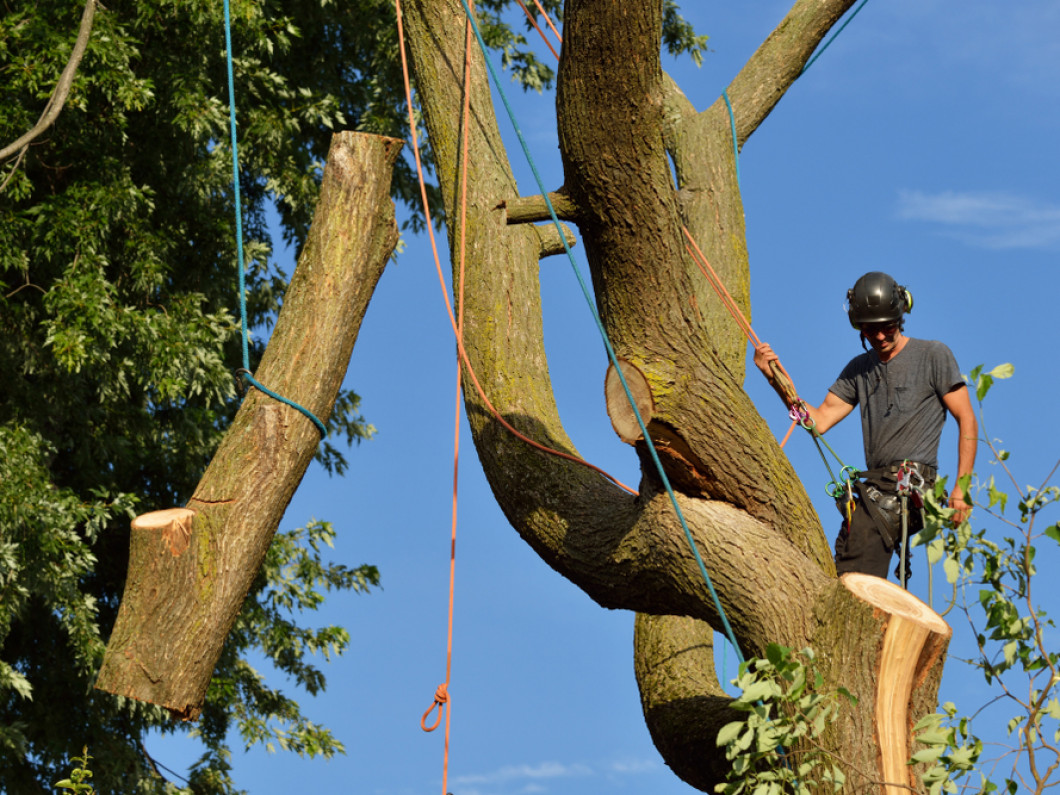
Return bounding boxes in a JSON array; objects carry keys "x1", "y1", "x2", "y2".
[{"x1": 846, "y1": 272, "x2": 913, "y2": 329}]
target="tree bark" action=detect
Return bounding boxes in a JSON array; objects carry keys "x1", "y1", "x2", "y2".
[
  {"x1": 95, "y1": 132, "x2": 402, "y2": 718},
  {"x1": 400, "y1": 0, "x2": 951, "y2": 791}
]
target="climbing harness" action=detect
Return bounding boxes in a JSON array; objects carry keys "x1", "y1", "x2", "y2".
[{"x1": 895, "y1": 460, "x2": 928, "y2": 592}]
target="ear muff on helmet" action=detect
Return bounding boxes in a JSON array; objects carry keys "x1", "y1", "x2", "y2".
[{"x1": 899, "y1": 286, "x2": 913, "y2": 314}]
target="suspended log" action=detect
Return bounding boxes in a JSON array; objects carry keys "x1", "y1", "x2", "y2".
[{"x1": 96, "y1": 132, "x2": 402, "y2": 718}]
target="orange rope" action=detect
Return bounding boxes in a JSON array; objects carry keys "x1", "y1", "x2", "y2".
[
  {"x1": 503, "y1": 2, "x2": 803, "y2": 435},
  {"x1": 680, "y1": 227, "x2": 803, "y2": 446},
  {"x1": 393, "y1": 1, "x2": 637, "y2": 499},
  {"x1": 531, "y1": 0, "x2": 563, "y2": 45},
  {"x1": 504, "y1": 10, "x2": 806, "y2": 449},
  {"x1": 513, "y1": 0, "x2": 560, "y2": 60},
  {"x1": 416, "y1": 13, "x2": 476, "y2": 795},
  {"x1": 395, "y1": 2, "x2": 636, "y2": 791},
  {"x1": 501, "y1": 8, "x2": 807, "y2": 450}
]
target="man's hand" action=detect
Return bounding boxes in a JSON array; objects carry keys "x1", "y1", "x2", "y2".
[
  {"x1": 753, "y1": 343, "x2": 779, "y2": 380},
  {"x1": 948, "y1": 489, "x2": 972, "y2": 525}
]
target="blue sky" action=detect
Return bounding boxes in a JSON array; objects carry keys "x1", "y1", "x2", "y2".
[{"x1": 152, "y1": 2, "x2": 1059, "y2": 792}]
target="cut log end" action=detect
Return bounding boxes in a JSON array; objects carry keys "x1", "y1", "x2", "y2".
[
  {"x1": 841, "y1": 572, "x2": 950, "y2": 636},
  {"x1": 131, "y1": 508, "x2": 195, "y2": 557},
  {"x1": 842, "y1": 573, "x2": 952, "y2": 794},
  {"x1": 605, "y1": 359, "x2": 654, "y2": 443}
]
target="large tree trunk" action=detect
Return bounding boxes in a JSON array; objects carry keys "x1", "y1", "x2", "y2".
[
  {"x1": 96, "y1": 132, "x2": 401, "y2": 717},
  {"x1": 401, "y1": 0, "x2": 951, "y2": 791}
]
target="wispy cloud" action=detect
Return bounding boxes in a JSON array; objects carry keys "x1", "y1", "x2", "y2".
[
  {"x1": 450, "y1": 756, "x2": 659, "y2": 795},
  {"x1": 453, "y1": 761, "x2": 593, "y2": 786},
  {"x1": 896, "y1": 189, "x2": 1060, "y2": 250}
]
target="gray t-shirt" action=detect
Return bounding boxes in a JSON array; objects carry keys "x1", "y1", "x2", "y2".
[{"x1": 829, "y1": 338, "x2": 963, "y2": 470}]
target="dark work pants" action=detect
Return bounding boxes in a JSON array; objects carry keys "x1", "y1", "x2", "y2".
[{"x1": 834, "y1": 503, "x2": 893, "y2": 579}]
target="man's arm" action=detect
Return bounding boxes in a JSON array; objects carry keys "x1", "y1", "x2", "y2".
[
  {"x1": 942, "y1": 384, "x2": 978, "y2": 523},
  {"x1": 752, "y1": 343, "x2": 855, "y2": 433},
  {"x1": 809, "y1": 391, "x2": 857, "y2": 434}
]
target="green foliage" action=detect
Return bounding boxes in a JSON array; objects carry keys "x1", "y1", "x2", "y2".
[
  {"x1": 474, "y1": 0, "x2": 709, "y2": 92},
  {"x1": 662, "y1": 0, "x2": 710, "y2": 67},
  {"x1": 715, "y1": 644, "x2": 854, "y2": 795},
  {"x1": 912, "y1": 365, "x2": 1059, "y2": 794},
  {"x1": 56, "y1": 747, "x2": 97, "y2": 794},
  {"x1": 2, "y1": 0, "x2": 397, "y2": 790}
]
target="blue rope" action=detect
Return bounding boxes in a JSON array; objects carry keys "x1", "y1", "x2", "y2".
[
  {"x1": 721, "y1": 90, "x2": 741, "y2": 190},
  {"x1": 801, "y1": 0, "x2": 871, "y2": 75},
  {"x1": 456, "y1": 0, "x2": 745, "y2": 664},
  {"x1": 222, "y1": 0, "x2": 327, "y2": 437}
]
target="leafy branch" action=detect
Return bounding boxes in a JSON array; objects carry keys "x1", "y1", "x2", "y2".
[
  {"x1": 715, "y1": 644, "x2": 856, "y2": 794},
  {"x1": 912, "y1": 365, "x2": 1060, "y2": 794}
]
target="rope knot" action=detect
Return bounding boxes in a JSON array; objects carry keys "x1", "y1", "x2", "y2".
[{"x1": 421, "y1": 683, "x2": 449, "y2": 732}]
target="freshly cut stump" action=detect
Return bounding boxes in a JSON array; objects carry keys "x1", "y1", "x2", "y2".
[
  {"x1": 843, "y1": 573, "x2": 952, "y2": 793},
  {"x1": 131, "y1": 508, "x2": 196, "y2": 557}
]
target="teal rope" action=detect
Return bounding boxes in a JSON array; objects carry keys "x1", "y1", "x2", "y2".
[
  {"x1": 801, "y1": 0, "x2": 871, "y2": 75},
  {"x1": 222, "y1": 0, "x2": 327, "y2": 437},
  {"x1": 721, "y1": 90, "x2": 741, "y2": 189},
  {"x1": 456, "y1": 0, "x2": 745, "y2": 665}
]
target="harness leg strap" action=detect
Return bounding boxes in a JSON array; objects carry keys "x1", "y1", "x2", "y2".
[{"x1": 898, "y1": 494, "x2": 909, "y2": 589}]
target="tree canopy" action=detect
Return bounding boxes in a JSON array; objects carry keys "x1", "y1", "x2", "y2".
[{"x1": 0, "y1": 0, "x2": 397, "y2": 790}]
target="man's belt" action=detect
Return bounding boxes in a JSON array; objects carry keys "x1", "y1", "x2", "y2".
[{"x1": 860, "y1": 461, "x2": 937, "y2": 484}]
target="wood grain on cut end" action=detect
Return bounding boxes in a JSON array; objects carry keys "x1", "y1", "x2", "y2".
[
  {"x1": 605, "y1": 359, "x2": 654, "y2": 443},
  {"x1": 131, "y1": 508, "x2": 196, "y2": 557}
]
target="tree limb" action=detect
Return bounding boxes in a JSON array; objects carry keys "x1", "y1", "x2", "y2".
[
  {"x1": 95, "y1": 132, "x2": 402, "y2": 717},
  {"x1": 0, "y1": 0, "x2": 97, "y2": 163},
  {"x1": 721, "y1": 0, "x2": 861, "y2": 149}
]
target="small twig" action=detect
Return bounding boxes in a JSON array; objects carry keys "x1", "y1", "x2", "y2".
[
  {"x1": 0, "y1": 147, "x2": 28, "y2": 193},
  {"x1": 5, "y1": 274, "x2": 46, "y2": 298},
  {"x1": 139, "y1": 739, "x2": 192, "y2": 787}
]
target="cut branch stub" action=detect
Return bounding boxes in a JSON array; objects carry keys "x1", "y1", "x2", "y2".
[
  {"x1": 817, "y1": 573, "x2": 952, "y2": 793},
  {"x1": 131, "y1": 508, "x2": 196, "y2": 557},
  {"x1": 605, "y1": 359, "x2": 654, "y2": 443}
]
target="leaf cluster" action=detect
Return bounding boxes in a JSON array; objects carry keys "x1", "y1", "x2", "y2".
[
  {"x1": 55, "y1": 746, "x2": 97, "y2": 794},
  {"x1": 715, "y1": 644, "x2": 854, "y2": 795}
]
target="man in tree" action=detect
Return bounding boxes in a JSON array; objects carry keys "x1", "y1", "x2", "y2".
[{"x1": 753, "y1": 271, "x2": 978, "y2": 581}]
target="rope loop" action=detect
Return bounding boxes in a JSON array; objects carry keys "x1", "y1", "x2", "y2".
[
  {"x1": 223, "y1": 0, "x2": 327, "y2": 439},
  {"x1": 421, "y1": 683, "x2": 449, "y2": 733}
]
